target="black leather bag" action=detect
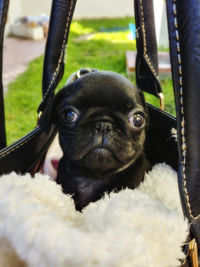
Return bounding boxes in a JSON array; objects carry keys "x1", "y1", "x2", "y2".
[
  {"x1": 0, "y1": 0, "x2": 177, "y2": 172},
  {"x1": 0, "y1": 0, "x2": 199, "y2": 266}
]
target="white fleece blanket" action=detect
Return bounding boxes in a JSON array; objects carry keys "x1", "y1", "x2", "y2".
[{"x1": 0, "y1": 163, "x2": 188, "y2": 267}]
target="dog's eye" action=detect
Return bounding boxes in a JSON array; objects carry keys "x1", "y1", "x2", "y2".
[
  {"x1": 128, "y1": 113, "x2": 144, "y2": 128},
  {"x1": 64, "y1": 110, "x2": 79, "y2": 123}
]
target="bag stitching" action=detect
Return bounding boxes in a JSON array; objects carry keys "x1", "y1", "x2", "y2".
[
  {"x1": 137, "y1": 57, "x2": 153, "y2": 79},
  {"x1": 173, "y1": 0, "x2": 199, "y2": 220},
  {"x1": 42, "y1": 0, "x2": 74, "y2": 105},
  {"x1": 139, "y1": 0, "x2": 159, "y2": 79},
  {"x1": 0, "y1": 2, "x2": 74, "y2": 160},
  {"x1": 0, "y1": 130, "x2": 41, "y2": 159},
  {"x1": 0, "y1": 2, "x2": 40, "y2": 159}
]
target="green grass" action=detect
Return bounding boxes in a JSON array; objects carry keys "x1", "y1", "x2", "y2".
[{"x1": 5, "y1": 17, "x2": 175, "y2": 145}]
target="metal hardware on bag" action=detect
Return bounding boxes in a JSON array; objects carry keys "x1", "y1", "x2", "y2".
[
  {"x1": 158, "y1": 92, "x2": 165, "y2": 110},
  {"x1": 189, "y1": 239, "x2": 199, "y2": 267},
  {"x1": 37, "y1": 111, "x2": 43, "y2": 125},
  {"x1": 38, "y1": 111, "x2": 42, "y2": 119},
  {"x1": 76, "y1": 68, "x2": 92, "y2": 79},
  {"x1": 76, "y1": 69, "x2": 81, "y2": 79}
]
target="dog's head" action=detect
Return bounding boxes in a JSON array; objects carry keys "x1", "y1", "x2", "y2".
[{"x1": 40, "y1": 71, "x2": 147, "y2": 177}]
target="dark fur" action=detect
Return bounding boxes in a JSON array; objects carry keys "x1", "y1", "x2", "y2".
[{"x1": 40, "y1": 71, "x2": 150, "y2": 211}]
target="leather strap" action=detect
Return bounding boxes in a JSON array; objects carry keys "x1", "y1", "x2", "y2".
[
  {"x1": 134, "y1": 0, "x2": 162, "y2": 97},
  {"x1": 167, "y1": 0, "x2": 200, "y2": 248},
  {"x1": 0, "y1": 0, "x2": 8, "y2": 149},
  {"x1": 38, "y1": 0, "x2": 77, "y2": 113},
  {"x1": 39, "y1": 0, "x2": 162, "y2": 114},
  {"x1": 0, "y1": 124, "x2": 57, "y2": 175}
]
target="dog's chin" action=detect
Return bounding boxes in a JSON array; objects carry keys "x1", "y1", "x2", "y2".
[{"x1": 71, "y1": 147, "x2": 135, "y2": 176}]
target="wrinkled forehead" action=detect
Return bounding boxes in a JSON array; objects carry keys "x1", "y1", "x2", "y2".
[{"x1": 59, "y1": 72, "x2": 145, "y2": 112}]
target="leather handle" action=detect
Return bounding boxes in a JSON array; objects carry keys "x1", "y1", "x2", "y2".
[
  {"x1": 134, "y1": 0, "x2": 162, "y2": 98},
  {"x1": 167, "y1": 0, "x2": 200, "y2": 247},
  {"x1": 38, "y1": 0, "x2": 77, "y2": 113},
  {"x1": 0, "y1": 0, "x2": 9, "y2": 149},
  {"x1": 39, "y1": 0, "x2": 162, "y2": 113}
]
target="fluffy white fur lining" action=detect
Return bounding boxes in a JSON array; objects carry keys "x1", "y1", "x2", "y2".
[{"x1": 0, "y1": 163, "x2": 188, "y2": 267}]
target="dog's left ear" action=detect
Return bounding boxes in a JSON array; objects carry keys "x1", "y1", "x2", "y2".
[{"x1": 38, "y1": 91, "x2": 63, "y2": 135}]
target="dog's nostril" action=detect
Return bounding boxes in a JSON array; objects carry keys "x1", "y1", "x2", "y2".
[
  {"x1": 95, "y1": 121, "x2": 113, "y2": 134},
  {"x1": 95, "y1": 122, "x2": 102, "y2": 133},
  {"x1": 95, "y1": 122, "x2": 101, "y2": 131},
  {"x1": 106, "y1": 123, "x2": 112, "y2": 132}
]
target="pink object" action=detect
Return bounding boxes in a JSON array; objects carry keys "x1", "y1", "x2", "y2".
[
  {"x1": 51, "y1": 159, "x2": 59, "y2": 171},
  {"x1": 43, "y1": 134, "x2": 63, "y2": 181}
]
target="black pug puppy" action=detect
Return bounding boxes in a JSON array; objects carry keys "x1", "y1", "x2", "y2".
[{"x1": 40, "y1": 71, "x2": 150, "y2": 211}]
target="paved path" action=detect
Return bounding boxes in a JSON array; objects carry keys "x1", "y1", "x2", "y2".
[{"x1": 3, "y1": 37, "x2": 46, "y2": 92}]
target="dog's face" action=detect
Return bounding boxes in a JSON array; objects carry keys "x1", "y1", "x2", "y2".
[{"x1": 41, "y1": 71, "x2": 147, "y2": 177}]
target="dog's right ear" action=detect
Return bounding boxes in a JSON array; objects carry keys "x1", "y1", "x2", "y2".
[{"x1": 38, "y1": 90, "x2": 63, "y2": 135}]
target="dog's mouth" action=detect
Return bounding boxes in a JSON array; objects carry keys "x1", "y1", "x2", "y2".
[
  {"x1": 74, "y1": 145, "x2": 123, "y2": 172},
  {"x1": 68, "y1": 132, "x2": 140, "y2": 174},
  {"x1": 85, "y1": 147, "x2": 120, "y2": 162}
]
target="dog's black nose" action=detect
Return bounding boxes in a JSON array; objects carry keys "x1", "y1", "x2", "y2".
[{"x1": 95, "y1": 121, "x2": 113, "y2": 134}]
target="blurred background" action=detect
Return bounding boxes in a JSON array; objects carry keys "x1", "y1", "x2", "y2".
[
  {"x1": 6, "y1": 0, "x2": 168, "y2": 47},
  {"x1": 3, "y1": 0, "x2": 173, "y2": 145}
]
